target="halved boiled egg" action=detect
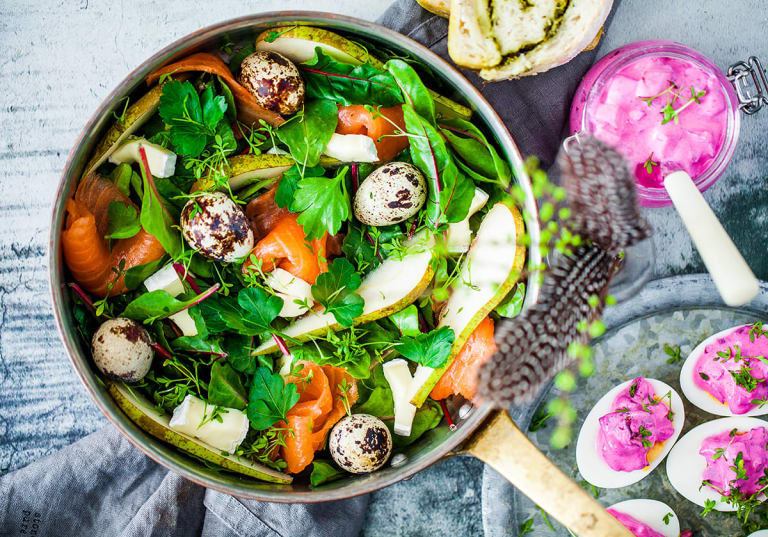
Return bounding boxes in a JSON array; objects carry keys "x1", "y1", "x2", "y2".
[
  {"x1": 680, "y1": 324, "x2": 768, "y2": 417},
  {"x1": 748, "y1": 531, "x2": 768, "y2": 537},
  {"x1": 606, "y1": 499, "x2": 680, "y2": 537},
  {"x1": 576, "y1": 378, "x2": 685, "y2": 488},
  {"x1": 666, "y1": 416, "x2": 768, "y2": 511}
]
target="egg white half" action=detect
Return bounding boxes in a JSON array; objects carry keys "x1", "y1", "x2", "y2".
[
  {"x1": 666, "y1": 416, "x2": 768, "y2": 511},
  {"x1": 748, "y1": 531, "x2": 768, "y2": 537},
  {"x1": 576, "y1": 378, "x2": 686, "y2": 488},
  {"x1": 607, "y1": 499, "x2": 680, "y2": 537},
  {"x1": 680, "y1": 325, "x2": 768, "y2": 417}
]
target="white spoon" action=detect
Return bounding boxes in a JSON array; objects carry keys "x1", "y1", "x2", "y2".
[{"x1": 664, "y1": 171, "x2": 759, "y2": 306}]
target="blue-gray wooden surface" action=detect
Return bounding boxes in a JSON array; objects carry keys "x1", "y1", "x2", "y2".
[{"x1": 0, "y1": 1, "x2": 766, "y2": 536}]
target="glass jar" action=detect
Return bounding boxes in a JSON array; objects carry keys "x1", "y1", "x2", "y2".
[{"x1": 570, "y1": 40, "x2": 742, "y2": 208}]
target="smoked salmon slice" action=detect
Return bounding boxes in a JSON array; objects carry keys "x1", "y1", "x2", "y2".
[
  {"x1": 336, "y1": 105, "x2": 409, "y2": 162},
  {"x1": 245, "y1": 183, "x2": 293, "y2": 243},
  {"x1": 279, "y1": 362, "x2": 358, "y2": 474},
  {"x1": 145, "y1": 52, "x2": 284, "y2": 128},
  {"x1": 430, "y1": 317, "x2": 497, "y2": 401},
  {"x1": 244, "y1": 214, "x2": 327, "y2": 285},
  {"x1": 61, "y1": 174, "x2": 165, "y2": 297}
]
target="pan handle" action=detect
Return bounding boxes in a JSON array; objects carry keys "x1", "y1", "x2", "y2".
[{"x1": 464, "y1": 409, "x2": 633, "y2": 537}]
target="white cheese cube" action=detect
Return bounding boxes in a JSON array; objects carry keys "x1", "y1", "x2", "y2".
[
  {"x1": 383, "y1": 358, "x2": 418, "y2": 437},
  {"x1": 109, "y1": 137, "x2": 177, "y2": 178},
  {"x1": 169, "y1": 395, "x2": 249, "y2": 453},
  {"x1": 323, "y1": 133, "x2": 379, "y2": 163}
]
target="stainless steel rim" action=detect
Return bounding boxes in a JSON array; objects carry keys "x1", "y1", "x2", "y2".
[{"x1": 48, "y1": 11, "x2": 541, "y2": 502}]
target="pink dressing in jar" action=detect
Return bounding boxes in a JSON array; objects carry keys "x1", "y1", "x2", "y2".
[
  {"x1": 571, "y1": 41, "x2": 740, "y2": 207},
  {"x1": 699, "y1": 426, "x2": 768, "y2": 498},
  {"x1": 693, "y1": 324, "x2": 768, "y2": 414},
  {"x1": 596, "y1": 378, "x2": 675, "y2": 472},
  {"x1": 606, "y1": 509, "x2": 665, "y2": 537}
]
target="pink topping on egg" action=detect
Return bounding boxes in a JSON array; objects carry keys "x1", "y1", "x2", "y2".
[
  {"x1": 586, "y1": 55, "x2": 728, "y2": 188},
  {"x1": 693, "y1": 325, "x2": 768, "y2": 414},
  {"x1": 597, "y1": 378, "x2": 675, "y2": 472},
  {"x1": 606, "y1": 509, "x2": 665, "y2": 537},
  {"x1": 700, "y1": 426, "x2": 768, "y2": 498}
]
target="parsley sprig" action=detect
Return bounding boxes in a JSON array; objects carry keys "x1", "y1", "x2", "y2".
[{"x1": 311, "y1": 258, "x2": 365, "y2": 327}]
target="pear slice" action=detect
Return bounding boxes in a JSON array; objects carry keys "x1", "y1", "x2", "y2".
[
  {"x1": 107, "y1": 381, "x2": 292, "y2": 484},
  {"x1": 409, "y1": 202, "x2": 525, "y2": 407},
  {"x1": 255, "y1": 26, "x2": 472, "y2": 121},
  {"x1": 85, "y1": 85, "x2": 164, "y2": 176},
  {"x1": 253, "y1": 231, "x2": 435, "y2": 355},
  {"x1": 191, "y1": 154, "x2": 341, "y2": 192}
]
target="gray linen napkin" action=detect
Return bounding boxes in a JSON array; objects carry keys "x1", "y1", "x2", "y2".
[
  {"x1": 0, "y1": 2, "x2": 611, "y2": 536},
  {"x1": 0, "y1": 426, "x2": 368, "y2": 537}
]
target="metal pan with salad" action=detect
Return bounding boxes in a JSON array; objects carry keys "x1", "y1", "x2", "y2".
[{"x1": 59, "y1": 23, "x2": 526, "y2": 486}]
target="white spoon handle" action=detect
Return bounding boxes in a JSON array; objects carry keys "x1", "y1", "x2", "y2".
[{"x1": 664, "y1": 171, "x2": 759, "y2": 306}]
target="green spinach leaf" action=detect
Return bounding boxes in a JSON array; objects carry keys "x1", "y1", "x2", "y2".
[
  {"x1": 310, "y1": 460, "x2": 346, "y2": 487},
  {"x1": 386, "y1": 59, "x2": 435, "y2": 125},
  {"x1": 109, "y1": 163, "x2": 134, "y2": 196},
  {"x1": 208, "y1": 361, "x2": 248, "y2": 410},
  {"x1": 440, "y1": 117, "x2": 511, "y2": 188},
  {"x1": 292, "y1": 165, "x2": 351, "y2": 240},
  {"x1": 388, "y1": 304, "x2": 421, "y2": 337},
  {"x1": 276, "y1": 99, "x2": 338, "y2": 168},
  {"x1": 495, "y1": 282, "x2": 525, "y2": 318},
  {"x1": 123, "y1": 257, "x2": 168, "y2": 290},
  {"x1": 105, "y1": 201, "x2": 141, "y2": 240},
  {"x1": 121, "y1": 288, "x2": 215, "y2": 323},
  {"x1": 402, "y1": 105, "x2": 473, "y2": 227},
  {"x1": 354, "y1": 364, "x2": 394, "y2": 417},
  {"x1": 311, "y1": 258, "x2": 364, "y2": 327},
  {"x1": 223, "y1": 334, "x2": 266, "y2": 374},
  {"x1": 302, "y1": 48, "x2": 402, "y2": 107},
  {"x1": 138, "y1": 151, "x2": 182, "y2": 258},
  {"x1": 397, "y1": 326, "x2": 455, "y2": 368},
  {"x1": 247, "y1": 367, "x2": 300, "y2": 430}
]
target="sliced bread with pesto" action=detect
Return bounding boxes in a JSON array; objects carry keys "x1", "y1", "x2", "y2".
[{"x1": 447, "y1": 0, "x2": 613, "y2": 80}]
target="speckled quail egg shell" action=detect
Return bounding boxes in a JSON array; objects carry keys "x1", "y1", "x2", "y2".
[
  {"x1": 329, "y1": 414, "x2": 393, "y2": 474},
  {"x1": 606, "y1": 499, "x2": 680, "y2": 537},
  {"x1": 237, "y1": 51, "x2": 305, "y2": 116},
  {"x1": 666, "y1": 416, "x2": 768, "y2": 511},
  {"x1": 181, "y1": 192, "x2": 254, "y2": 263},
  {"x1": 92, "y1": 317, "x2": 153, "y2": 382},
  {"x1": 576, "y1": 378, "x2": 685, "y2": 489},
  {"x1": 679, "y1": 324, "x2": 768, "y2": 417},
  {"x1": 353, "y1": 162, "x2": 427, "y2": 227}
]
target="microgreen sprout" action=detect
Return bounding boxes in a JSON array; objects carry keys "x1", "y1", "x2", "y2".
[
  {"x1": 643, "y1": 152, "x2": 659, "y2": 174},
  {"x1": 661, "y1": 86, "x2": 707, "y2": 125}
]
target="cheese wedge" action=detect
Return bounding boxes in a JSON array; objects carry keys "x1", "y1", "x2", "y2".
[{"x1": 169, "y1": 395, "x2": 249, "y2": 454}]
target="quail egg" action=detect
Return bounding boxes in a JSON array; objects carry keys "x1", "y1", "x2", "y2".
[
  {"x1": 237, "y1": 51, "x2": 305, "y2": 116},
  {"x1": 92, "y1": 318, "x2": 153, "y2": 382},
  {"x1": 180, "y1": 192, "x2": 254, "y2": 263},
  {"x1": 329, "y1": 414, "x2": 393, "y2": 474},
  {"x1": 353, "y1": 162, "x2": 427, "y2": 226}
]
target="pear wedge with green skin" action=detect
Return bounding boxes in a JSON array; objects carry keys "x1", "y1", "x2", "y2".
[
  {"x1": 84, "y1": 85, "x2": 164, "y2": 176},
  {"x1": 255, "y1": 26, "x2": 472, "y2": 121},
  {"x1": 190, "y1": 154, "x2": 342, "y2": 192},
  {"x1": 252, "y1": 231, "x2": 435, "y2": 355},
  {"x1": 108, "y1": 381, "x2": 293, "y2": 483},
  {"x1": 409, "y1": 202, "x2": 526, "y2": 407}
]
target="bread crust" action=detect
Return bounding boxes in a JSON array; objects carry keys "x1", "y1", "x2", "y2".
[{"x1": 416, "y1": 0, "x2": 451, "y2": 17}]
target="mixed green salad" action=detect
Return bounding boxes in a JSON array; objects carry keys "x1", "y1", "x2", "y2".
[{"x1": 62, "y1": 24, "x2": 526, "y2": 484}]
